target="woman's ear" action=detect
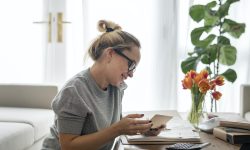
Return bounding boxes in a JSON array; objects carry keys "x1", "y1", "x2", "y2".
[{"x1": 104, "y1": 47, "x2": 113, "y2": 63}]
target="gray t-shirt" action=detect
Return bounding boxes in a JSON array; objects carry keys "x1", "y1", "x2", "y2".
[{"x1": 42, "y1": 68, "x2": 124, "y2": 150}]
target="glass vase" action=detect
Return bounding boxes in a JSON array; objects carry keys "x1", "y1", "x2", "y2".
[{"x1": 188, "y1": 91, "x2": 205, "y2": 127}]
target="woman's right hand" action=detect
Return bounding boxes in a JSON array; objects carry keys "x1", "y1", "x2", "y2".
[{"x1": 112, "y1": 114, "x2": 153, "y2": 135}]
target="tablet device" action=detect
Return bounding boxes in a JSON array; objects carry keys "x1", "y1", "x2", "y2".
[{"x1": 150, "y1": 114, "x2": 173, "y2": 129}]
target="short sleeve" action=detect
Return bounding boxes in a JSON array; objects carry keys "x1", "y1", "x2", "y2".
[{"x1": 52, "y1": 86, "x2": 90, "y2": 135}]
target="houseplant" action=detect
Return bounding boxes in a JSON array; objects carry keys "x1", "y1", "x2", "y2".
[{"x1": 181, "y1": 0, "x2": 245, "y2": 112}]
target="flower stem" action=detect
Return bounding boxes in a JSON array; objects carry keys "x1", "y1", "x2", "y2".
[{"x1": 188, "y1": 91, "x2": 205, "y2": 127}]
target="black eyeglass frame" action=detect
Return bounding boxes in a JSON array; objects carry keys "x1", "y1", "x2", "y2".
[{"x1": 112, "y1": 48, "x2": 136, "y2": 73}]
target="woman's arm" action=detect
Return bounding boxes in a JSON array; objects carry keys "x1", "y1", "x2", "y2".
[
  {"x1": 59, "y1": 114, "x2": 152, "y2": 150},
  {"x1": 59, "y1": 124, "x2": 118, "y2": 150}
]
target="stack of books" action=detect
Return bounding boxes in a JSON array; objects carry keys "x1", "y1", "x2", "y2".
[{"x1": 213, "y1": 120, "x2": 250, "y2": 144}]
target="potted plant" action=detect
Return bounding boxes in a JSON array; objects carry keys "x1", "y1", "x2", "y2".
[{"x1": 181, "y1": 0, "x2": 246, "y2": 112}]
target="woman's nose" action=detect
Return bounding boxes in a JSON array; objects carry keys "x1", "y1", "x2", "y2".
[{"x1": 128, "y1": 71, "x2": 133, "y2": 78}]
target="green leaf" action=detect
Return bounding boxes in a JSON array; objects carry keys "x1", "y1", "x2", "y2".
[
  {"x1": 221, "y1": 68, "x2": 237, "y2": 83},
  {"x1": 193, "y1": 47, "x2": 206, "y2": 56},
  {"x1": 217, "y1": 0, "x2": 239, "y2": 18},
  {"x1": 222, "y1": 19, "x2": 246, "y2": 38},
  {"x1": 189, "y1": 5, "x2": 205, "y2": 22},
  {"x1": 207, "y1": 44, "x2": 218, "y2": 61},
  {"x1": 218, "y1": 36, "x2": 230, "y2": 45},
  {"x1": 191, "y1": 27, "x2": 216, "y2": 48},
  {"x1": 204, "y1": 12, "x2": 219, "y2": 26},
  {"x1": 200, "y1": 44, "x2": 218, "y2": 64},
  {"x1": 181, "y1": 57, "x2": 199, "y2": 73},
  {"x1": 206, "y1": 1, "x2": 217, "y2": 8},
  {"x1": 219, "y1": 45, "x2": 236, "y2": 65},
  {"x1": 210, "y1": 50, "x2": 217, "y2": 63},
  {"x1": 204, "y1": 1, "x2": 219, "y2": 27},
  {"x1": 201, "y1": 54, "x2": 210, "y2": 64}
]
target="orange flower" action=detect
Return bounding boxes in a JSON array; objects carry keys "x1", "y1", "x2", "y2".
[
  {"x1": 210, "y1": 83, "x2": 216, "y2": 90},
  {"x1": 181, "y1": 69, "x2": 224, "y2": 115},
  {"x1": 182, "y1": 76, "x2": 193, "y2": 89},
  {"x1": 198, "y1": 79, "x2": 210, "y2": 93},
  {"x1": 194, "y1": 69, "x2": 208, "y2": 84},
  {"x1": 200, "y1": 69, "x2": 209, "y2": 79},
  {"x1": 210, "y1": 80, "x2": 216, "y2": 90},
  {"x1": 188, "y1": 70, "x2": 197, "y2": 79},
  {"x1": 194, "y1": 74, "x2": 203, "y2": 84},
  {"x1": 212, "y1": 91, "x2": 222, "y2": 100},
  {"x1": 215, "y1": 76, "x2": 224, "y2": 86}
]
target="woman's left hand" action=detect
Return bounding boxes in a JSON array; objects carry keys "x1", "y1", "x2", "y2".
[{"x1": 143, "y1": 124, "x2": 166, "y2": 136}]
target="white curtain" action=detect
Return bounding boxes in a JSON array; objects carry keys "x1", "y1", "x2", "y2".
[{"x1": 151, "y1": 0, "x2": 178, "y2": 110}]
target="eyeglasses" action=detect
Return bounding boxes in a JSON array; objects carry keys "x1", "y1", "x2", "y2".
[{"x1": 113, "y1": 48, "x2": 136, "y2": 73}]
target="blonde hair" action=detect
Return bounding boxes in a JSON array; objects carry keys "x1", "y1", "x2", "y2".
[{"x1": 87, "y1": 20, "x2": 141, "y2": 61}]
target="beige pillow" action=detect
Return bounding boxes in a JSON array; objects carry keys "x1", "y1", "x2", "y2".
[{"x1": 245, "y1": 112, "x2": 250, "y2": 122}]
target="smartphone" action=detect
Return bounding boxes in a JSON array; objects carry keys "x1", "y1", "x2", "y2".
[{"x1": 150, "y1": 114, "x2": 173, "y2": 129}]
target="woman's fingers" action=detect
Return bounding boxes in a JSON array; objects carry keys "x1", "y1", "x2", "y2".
[
  {"x1": 125, "y1": 113, "x2": 144, "y2": 118},
  {"x1": 120, "y1": 114, "x2": 167, "y2": 136},
  {"x1": 133, "y1": 119, "x2": 151, "y2": 124},
  {"x1": 125, "y1": 119, "x2": 153, "y2": 135},
  {"x1": 131, "y1": 122, "x2": 153, "y2": 130},
  {"x1": 146, "y1": 124, "x2": 166, "y2": 136},
  {"x1": 144, "y1": 129, "x2": 161, "y2": 136},
  {"x1": 160, "y1": 124, "x2": 166, "y2": 129}
]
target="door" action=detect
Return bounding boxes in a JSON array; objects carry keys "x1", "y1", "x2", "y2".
[
  {"x1": 43, "y1": 0, "x2": 67, "y2": 84},
  {"x1": 0, "y1": 0, "x2": 83, "y2": 85}
]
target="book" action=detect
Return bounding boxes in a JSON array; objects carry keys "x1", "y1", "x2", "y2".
[
  {"x1": 220, "y1": 120, "x2": 250, "y2": 130},
  {"x1": 213, "y1": 127, "x2": 250, "y2": 144},
  {"x1": 126, "y1": 129, "x2": 200, "y2": 142},
  {"x1": 224, "y1": 127, "x2": 250, "y2": 133}
]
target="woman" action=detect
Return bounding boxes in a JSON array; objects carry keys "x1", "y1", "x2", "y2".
[{"x1": 42, "y1": 20, "x2": 164, "y2": 150}]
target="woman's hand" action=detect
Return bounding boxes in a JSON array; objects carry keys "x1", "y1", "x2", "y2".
[
  {"x1": 144, "y1": 124, "x2": 166, "y2": 136},
  {"x1": 112, "y1": 114, "x2": 153, "y2": 135}
]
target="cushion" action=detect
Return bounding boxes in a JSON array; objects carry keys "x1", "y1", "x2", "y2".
[
  {"x1": 0, "y1": 107, "x2": 54, "y2": 141},
  {"x1": 245, "y1": 112, "x2": 250, "y2": 122},
  {"x1": 0, "y1": 84, "x2": 58, "y2": 109},
  {"x1": 0, "y1": 122, "x2": 34, "y2": 150}
]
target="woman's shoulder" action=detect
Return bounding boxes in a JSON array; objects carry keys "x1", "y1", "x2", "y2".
[
  {"x1": 63, "y1": 69, "x2": 90, "y2": 87},
  {"x1": 52, "y1": 70, "x2": 90, "y2": 106}
]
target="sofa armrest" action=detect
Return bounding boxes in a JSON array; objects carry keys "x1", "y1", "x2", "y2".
[
  {"x1": 240, "y1": 84, "x2": 250, "y2": 118},
  {"x1": 0, "y1": 84, "x2": 58, "y2": 109},
  {"x1": 245, "y1": 112, "x2": 250, "y2": 122}
]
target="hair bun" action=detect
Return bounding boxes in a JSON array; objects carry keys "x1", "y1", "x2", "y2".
[{"x1": 97, "y1": 20, "x2": 122, "y2": 33}]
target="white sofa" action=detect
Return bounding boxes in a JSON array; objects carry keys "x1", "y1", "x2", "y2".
[
  {"x1": 240, "y1": 84, "x2": 250, "y2": 122},
  {"x1": 0, "y1": 84, "x2": 57, "y2": 150}
]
